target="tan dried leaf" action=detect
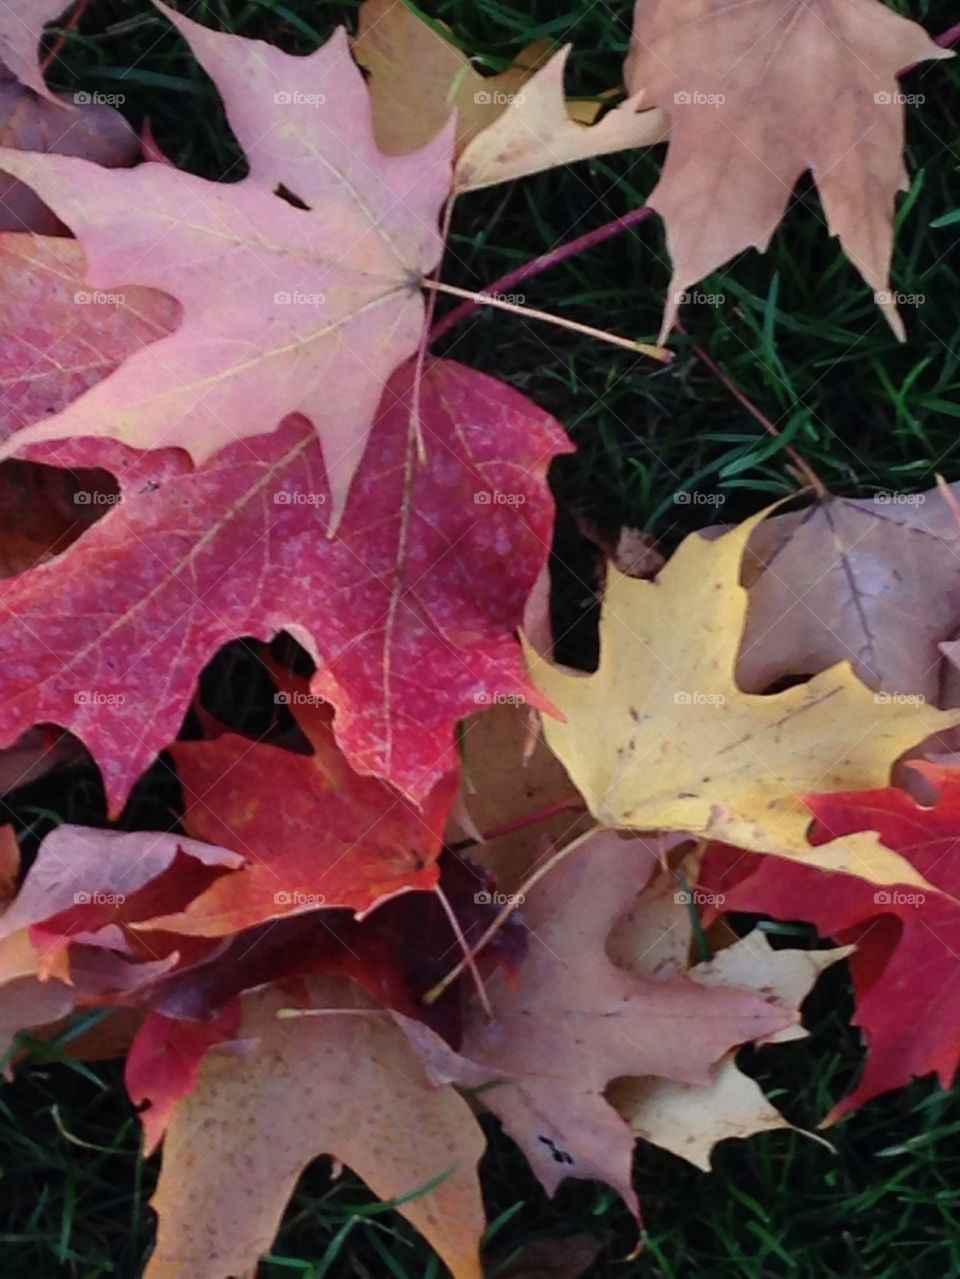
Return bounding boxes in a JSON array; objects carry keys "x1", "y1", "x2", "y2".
[
  {"x1": 146, "y1": 980, "x2": 485, "y2": 1279},
  {"x1": 625, "y1": 0, "x2": 950, "y2": 338}
]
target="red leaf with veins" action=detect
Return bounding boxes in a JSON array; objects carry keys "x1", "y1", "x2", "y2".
[
  {"x1": 141, "y1": 667, "x2": 456, "y2": 933},
  {"x1": 0, "y1": 239, "x2": 568, "y2": 813},
  {"x1": 701, "y1": 761, "x2": 960, "y2": 1120}
]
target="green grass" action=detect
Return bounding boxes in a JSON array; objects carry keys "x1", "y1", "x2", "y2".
[{"x1": 1, "y1": 0, "x2": 960, "y2": 1275}]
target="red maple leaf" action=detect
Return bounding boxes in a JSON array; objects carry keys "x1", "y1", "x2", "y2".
[
  {"x1": 142, "y1": 666, "x2": 457, "y2": 931},
  {"x1": 0, "y1": 239, "x2": 569, "y2": 812},
  {"x1": 701, "y1": 762, "x2": 960, "y2": 1119}
]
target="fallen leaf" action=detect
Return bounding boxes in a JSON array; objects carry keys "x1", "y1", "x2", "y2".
[
  {"x1": 0, "y1": 826, "x2": 242, "y2": 948},
  {"x1": 0, "y1": 233, "x2": 180, "y2": 443},
  {"x1": 701, "y1": 761, "x2": 960, "y2": 1120},
  {"x1": 526, "y1": 507, "x2": 960, "y2": 883},
  {"x1": 0, "y1": 973, "x2": 74, "y2": 1063},
  {"x1": 456, "y1": 830, "x2": 796, "y2": 1213},
  {"x1": 138, "y1": 849, "x2": 526, "y2": 1059},
  {"x1": 126, "y1": 1006, "x2": 241, "y2": 1156},
  {"x1": 0, "y1": 238, "x2": 568, "y2": 812},
  {"x1": 354, "y1": 0, "x2": 666, "y2": 191},
  {"x1": 624, "y1": 0, "x2": 950, "y2": 338},
  {"x1": 576, "y1": 515, "x2": 665, "y2": 580},
  {"x1": 146, "y1": 978, "x2": 485, "y2": 1279},
  {"x1": 610, "y1": 856, "x2": 849, "y2": 1167},
  {"x1": 354, "y1": 0, "x2": 547, "y2": 155},
  {"x1": 735, "y1": 486, "x2": 960, "y2": 703},
  {"x1": 452, "y1": 701, "x2": 589, "y2": 887},
  {"x1": 0, "y1": 3, "x2": 454, "y2": 527},
  {"x1": 142, "y1": 667, "x2": 455, "y2": 934},
  {"x1": 456, "y1": 47, "x2": 667, "y2": 193},
  {"x1": 604, "y1": 841, "x2": 701, "y2": 979}
]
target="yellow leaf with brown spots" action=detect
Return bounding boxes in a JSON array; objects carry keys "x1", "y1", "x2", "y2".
[{"x1": 525, "y1": 508, "x2": 960, "y2": 887}]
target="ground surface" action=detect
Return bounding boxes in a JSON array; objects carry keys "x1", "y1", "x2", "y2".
[{"x1": 1, "y1": 1, "x2": 960, "y2": 1276}]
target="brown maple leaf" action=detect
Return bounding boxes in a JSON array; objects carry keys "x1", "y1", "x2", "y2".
[
  {"x1": 625, "y1": 0, "x2": 950, "y2": 338},
  {"x1": 733, "y1": 485, "x2": 960, "y2": 703},
  {"x1": 354, "y1": 0, "x2": 667, "y2": 191},
  {"x1": 454, "y1": 830, "x2": 796, "y2": 1212}
]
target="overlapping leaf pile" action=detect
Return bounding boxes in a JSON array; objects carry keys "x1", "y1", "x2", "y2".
[{"x1": 0, "y1": 2, "x2": 955, "y2": 1276}]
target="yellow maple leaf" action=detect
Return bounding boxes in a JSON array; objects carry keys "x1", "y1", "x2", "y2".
[{"x1": 526, "y1": 508, "x2": 960, "y2": 887}]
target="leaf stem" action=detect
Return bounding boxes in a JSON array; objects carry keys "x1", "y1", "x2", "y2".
[
  {"x1": 276, "y1": 1007, "x2": 392, "y2": 1020},
  {"x1": 425, "y1": 210, "x2": 822, "y2": 495},
  {"x1": 422, "y1": 825, "x2": 599, "y2": 1007},
  {"x1": 477, "y1": 798, "x2": 586, "y2": 844},
  {"x1": 435, "y1": 884, "x2": 494, "y2": 1020},
  {"x1": 429, "y1": 206, "x2": 654, "y2": 343},
  {"x1": 423, "y1": 279, "x2": 671, "y2": 363}
]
